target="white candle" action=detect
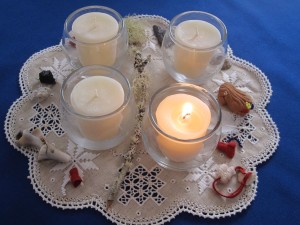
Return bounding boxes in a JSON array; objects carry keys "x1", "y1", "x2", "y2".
[
  {"x1": 70, "y1": 76, "x2": 124, "y2": 140},
  {"x1": 174, "y1": 20, "x2": 221, "y2": 77},
  {"x1": 72, "y1": 12, "x2": 119, "y2": 66},
  {"x1": 156, "y1": 93, "x2": 211, "y2": 162}
]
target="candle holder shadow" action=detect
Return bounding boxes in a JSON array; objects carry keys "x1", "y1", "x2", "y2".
[
  {"x1": 161, "y1": 11, "x2": 227, "y2": 85},
  {"x1": 60, "y1": 65, "x2": 136, "y2": 151},
  {"x1": 142, "y1": 83, "x2": 221, "y2": 171},
  {"x1": 61, "y1": 5, "x2": 128, "y2": 68}
]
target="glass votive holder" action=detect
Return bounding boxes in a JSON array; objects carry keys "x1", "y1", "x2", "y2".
[
  {"x1": 62, "y1": 6, "x2": 128, "y2": 68},
  {"x1": 60, "y1": 65, "x2": 136, "y2": 150},
  {"x1": 162, "y1": 11, "x2": 227, "y2": 85},
  {"x1": 142, "y1": 83, "x2": 222, "y2": 171}
]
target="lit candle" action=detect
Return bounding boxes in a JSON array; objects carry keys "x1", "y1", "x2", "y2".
[
  {"x1": 156, "y1": 93, "x2": 211, "y2": 162},
  {"x1": 72, "y1": 12, "x2": 119, "y2": 66},
  {"x1": 174, "y1": 20, "x2": 221, "y2": 77},
  {"x1": 70, "y1": 76, "x2": 124, "y2": 140}
]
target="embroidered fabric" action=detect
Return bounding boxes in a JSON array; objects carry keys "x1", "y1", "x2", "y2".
[{"x1": 4, "y1": 15, "x2": 279, "y2": 224}]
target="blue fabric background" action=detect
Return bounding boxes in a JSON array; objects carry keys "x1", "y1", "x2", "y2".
[{"x1": 1, "y1": 0, "x2": 299, "y2": 224}]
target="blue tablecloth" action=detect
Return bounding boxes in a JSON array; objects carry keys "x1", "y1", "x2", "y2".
[{"x1": 1, "y1": 0, "x2": 299, "y2": 224}]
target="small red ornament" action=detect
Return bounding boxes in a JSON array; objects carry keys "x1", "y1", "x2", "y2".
[
  {"x1": 69, "y1": 36, "x2": 76, "y2": 48},
  {"x1": 69, "y1": 167, "x2": 82, "y2": 187},
  {"x1": 217, "y1": 141, "x2": 236, "y2": 158}
]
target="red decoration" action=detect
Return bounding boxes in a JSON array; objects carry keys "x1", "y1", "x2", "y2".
[
  {"x1": 69, "y1": 36, "x2": 76, "y2": 48},
  {"x1": 241, "y1": 108, "x2": 250, "y2": 114},
  {"x1": 212, "y1": 166, "x2": 252, "y2": 198},
  {"x1": 217, "y1": 141, "x2": 236, "y2": 158},
  {"x1": 69, "y1": 167, "x2": 82, "y2": 187}
]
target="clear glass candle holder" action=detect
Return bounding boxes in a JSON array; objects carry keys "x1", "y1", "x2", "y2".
[
  {"x1": 162, "y1": 11, "x2": 227, "y2": 85},
  {"x1": 60, "y1": 65, "x2": 136, "y2": 150},
  {"x1": 62, "y1": 6, "x2": 128, "y2": 68},
  {"x1": 142, "y1": 83, "x2": 222, "y2": 171}
]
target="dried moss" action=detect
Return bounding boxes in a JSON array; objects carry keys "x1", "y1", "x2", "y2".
[{"x1": 125, "y1": 16, "x2": 148, "y2": 46}]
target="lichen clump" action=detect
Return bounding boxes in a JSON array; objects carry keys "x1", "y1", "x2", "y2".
[{"x1": 125, "y1": 16, "x2": 148, "y2": 46}]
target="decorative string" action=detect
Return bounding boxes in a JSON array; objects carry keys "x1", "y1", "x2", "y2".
[
  {"x1": 212, "y1": 166, "x2": 253, "y2": 198},
  {"x1": 106, "y1": 52, "x2": 151, "y2": 209}
]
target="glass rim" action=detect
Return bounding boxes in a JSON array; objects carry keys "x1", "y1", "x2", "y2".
[
  {"x1": 64, "y1": 5, "x2": 125, "y2": 45},
  {"x1": 60, "y1": 65, "x2": 131, "y2": 119},
  {"x1": 169, "y1": 11, "x2": 227, "y2": 51},
  {"x1": 149, "y1": 83, "x2": 222, "y2": 143}
]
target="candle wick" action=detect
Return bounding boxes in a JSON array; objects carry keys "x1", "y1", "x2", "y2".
[
  {"x1": 86, "y1": 89, "x2": 100, "y2": 105},
  {"x1": 93, "y1": 16, "x2": 96, "y2": 28},
  {"x1": 196, "y1": 26, "x2": 200, "y2": 36},
  {"x1": 182, "y1": 113, "x2": 191, "y2": 120},
  {"x1": 95, "y1": 89, "x2": 99, "y2": 97},
  {"x1": 86, "y1": 16, "x2": 97, "y2": 32},
  {"x1": 188, "y1": 26, "x2": 200, "y2": 41}
]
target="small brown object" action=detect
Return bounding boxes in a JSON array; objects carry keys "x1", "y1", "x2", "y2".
[
  {"x1": 153, "y1": 25, "x2": 166, "y2": 47},
  {"x1": 218, "y1": 83, "x2": 253, "y2": 116},
  {"x1": 221, "y1": 59, "x2": 232, "y2": 70}
]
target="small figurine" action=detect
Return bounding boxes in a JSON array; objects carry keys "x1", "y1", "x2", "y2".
[{"x1": 218, "y1": 82, "x2": 254, "y2": 116}]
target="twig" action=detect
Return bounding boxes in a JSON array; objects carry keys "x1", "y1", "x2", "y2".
[{"x1": 106, "y1": 52, "x2": 151, "y2": 210}]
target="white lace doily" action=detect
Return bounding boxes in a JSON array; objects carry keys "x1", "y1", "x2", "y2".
[{"x1": 4, "y1": 15, "x2": 279, "y2": 224}]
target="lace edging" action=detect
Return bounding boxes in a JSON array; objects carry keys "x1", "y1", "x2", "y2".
[
  {"x1": 4, "y1": 95, "x2": 37, "y2": 158},
  {"x1": 228, "y1": 48, "x2": 280, "y2": 166}
]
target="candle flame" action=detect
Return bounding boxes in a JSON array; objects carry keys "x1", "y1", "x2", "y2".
[{"x1": 182, "y1": 102, "x2": 193, "y2": 120}]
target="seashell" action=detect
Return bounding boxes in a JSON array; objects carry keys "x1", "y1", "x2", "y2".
[
  {"x1": 15, "y1": 129, "x2": 44, "y2": 148},
  {"x1": 29, "y1": 87, "x2": 51, "y2": 103},
  {"x1": 38, "y1": 143, "x2": 71, "y2": 163},
  {"x1": 215, "y1": 164, "x2": 236, "y2": 184},
  {"x1": 16, "y1": 128, "x2": 71, "y2": 163}
]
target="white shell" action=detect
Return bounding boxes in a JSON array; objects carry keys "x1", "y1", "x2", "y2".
[
  {"x1": 38, "y1": 144, "x2": 71, "y2": 163},
  {"x1": 15, "y1": 129, "x2": 44, "y2": 148},
  {"x1": 16, "y1": 128, "x2": 71, "y2": 163},
  {"x1": 29, "y1": 87, "x2": 51, "y2": 103},
  {"x1": 215, "y1": 164, "x2": 236, "y2": 184}
]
